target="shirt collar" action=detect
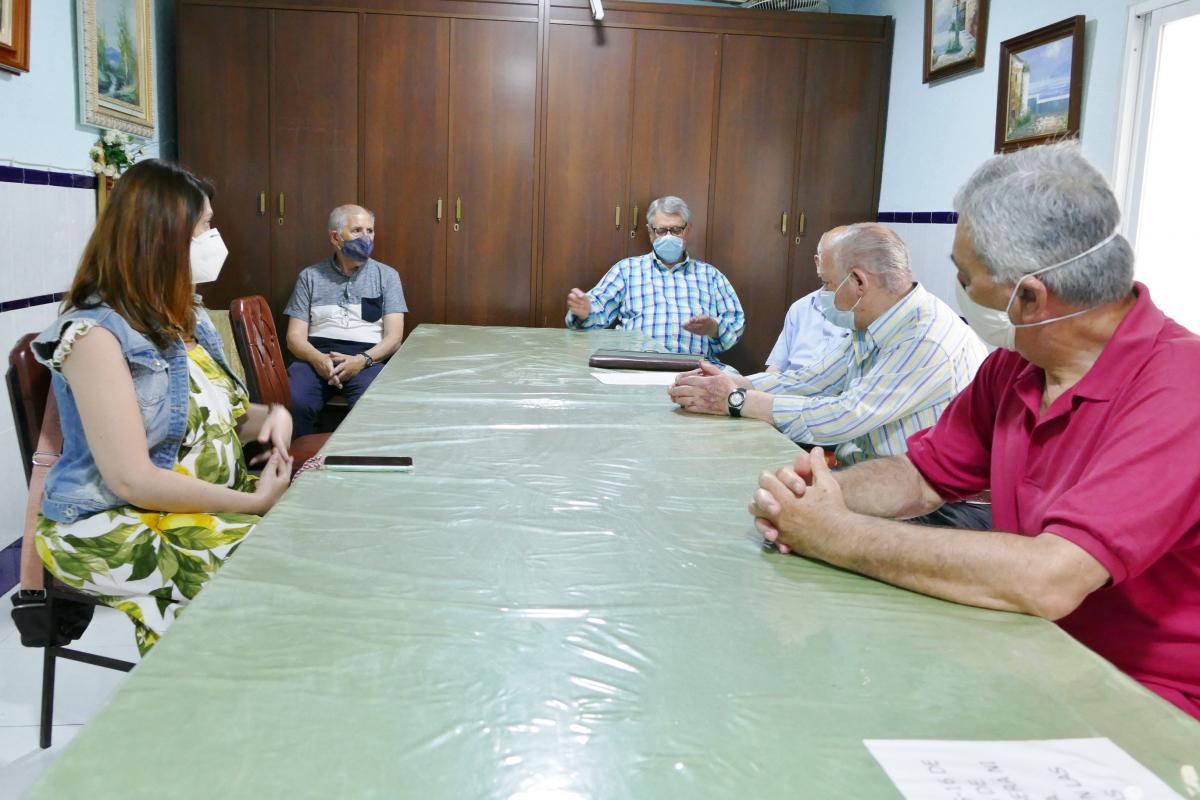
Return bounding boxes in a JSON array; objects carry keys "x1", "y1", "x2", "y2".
[
  {"x1": 327, "y1": 254, "x2": 371, "y2": 278},
  {"x1": 651, "y1": 252, "x2": 692, "y2": 272},
  {"x1": 1011, "y1": 282, "x2": 1162, "y2": 416},
  {"x1": 1062, "y1": 282, "x2": 1164, "y2": 402},
  {"x1": 857, "y1": 283, "x2": 925, "y2": 349}
]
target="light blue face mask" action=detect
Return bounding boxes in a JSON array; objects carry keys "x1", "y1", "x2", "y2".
[
  {"x1": 818, "y1": 271, "x2": 861, "y2": 329},
  {"x1": 652, "y1": 234, "x2": 685, "y2": 265}
]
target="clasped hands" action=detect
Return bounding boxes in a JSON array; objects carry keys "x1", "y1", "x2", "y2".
[
  {"x1": 250, "y1": 403, "x2": 294, "y2": 467},
  {"x1": 748, "y1": 446, "x2": 849, "y2": 557},
  {"x1": 313, "y1": 352, "x2": 367, "y2": 389}
]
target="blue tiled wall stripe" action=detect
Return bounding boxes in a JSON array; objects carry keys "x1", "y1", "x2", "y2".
[
  {"x1": 0, "y1": 292, "x2": 67, "y2": 314},
  {"x1": 877, "y1": 211, "x2": 959, "y2": 224},
  {"x1": 0, "y1": 164, "x2": 96, "y2": 190}
]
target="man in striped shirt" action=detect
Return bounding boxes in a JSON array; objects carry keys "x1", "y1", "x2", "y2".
[
  {"x1": 669, "y1": 222, "x2": 986, "y2": 466},
  {"x1": 565, "y1": 196, "x2": 745, "y2": 362}
]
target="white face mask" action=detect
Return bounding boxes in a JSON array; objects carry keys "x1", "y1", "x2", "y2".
[
  {"x1": 190, "y1": 229, "x2": 229, "y2": 284},
  {"x1": 955, "y1": 232, "x2": 1118, "y2": 351},
  {"x1": 818, "y1": 271, "x2": 861, "y2": 330}
]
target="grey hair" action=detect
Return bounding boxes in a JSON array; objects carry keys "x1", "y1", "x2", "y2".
[
  {"x1": 645, "y1": 196, "x2": 691, "y2": 225},
  {"x1": 827, "y1": 222, "x2": 914, "y2": 293},
  {"x1": 953, "y1": 141, "x2": 1134, "y2": 307},
  {"x1": 328, "y1": 204, "x2": 375, "y2": 233}
]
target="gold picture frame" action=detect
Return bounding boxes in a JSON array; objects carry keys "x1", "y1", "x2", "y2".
[
  {"x1": 76, "y1": 0, "x2": 156, "y2": 138},
  {"x1": 0, "y1": 0, "x2": 31, "y2": 73}
]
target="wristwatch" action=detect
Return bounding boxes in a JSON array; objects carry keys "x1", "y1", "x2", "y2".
[
  {"x1": 727, "y1": 388, "x2": 746, "y2": 418},
  {"x1": 360, "y1": 352, "x2": 376, "y2": 369}
]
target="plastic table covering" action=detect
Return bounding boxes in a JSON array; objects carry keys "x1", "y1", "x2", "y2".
[{"x1": 29, "y1": 325, "x2": 1200, "y2": 799}]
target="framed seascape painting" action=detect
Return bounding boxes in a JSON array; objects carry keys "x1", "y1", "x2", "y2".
[
  {"x1": 995, "y1": 16, "x2": 1085, "y2": 153},
  {"x1": 0, "y1": 0, "x2": 31, "y2": 73},
  {"x1": 923, "y1": 0, "x2": 989, "y2": 83},
  {"x1": 77, "y1": 0, "x2": 156, "y2": 138}
]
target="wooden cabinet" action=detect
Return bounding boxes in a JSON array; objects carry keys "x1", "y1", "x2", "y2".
[
  {"x1": 176, "y1": 5, "x2": 269, "y2": 312},
  {"x1": 539, "y1": 25, "x2": 634, "y2": 328},
  {"x1": 270, "y1": 11, "x2": 358, "y2": 318},
  {"x1": 446, "y1": 19, "x2": 539, "y2": 326},
  {"x1": 708, "y1": 34, "x2": 807, "y2": 373},
  {"x1": 178, "y1": 0, "x2": 890, "y2": 367},
  {"x1": 363, "y1": 14, "x2": 449, "y2": 333},
  {"x1": 625, "y1": 30, "x2": 720, "y2": 261}
]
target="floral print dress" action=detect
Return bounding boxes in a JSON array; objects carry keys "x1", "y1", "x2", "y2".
[{"x1": 36, "y1": 322, "x2": 261, "y2": 654}]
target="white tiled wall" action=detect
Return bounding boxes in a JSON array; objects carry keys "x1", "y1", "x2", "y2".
[
  {"x1": 882, "y1": 222, "x2": 961, "y2": 314},
  {"x1": 0, "y1": 180, "x2": 95, "y2": 551}
]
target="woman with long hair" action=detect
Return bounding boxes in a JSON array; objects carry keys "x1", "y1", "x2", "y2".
[{"x1": 31, "y1": 159, "x2": 292, "y2": 653}]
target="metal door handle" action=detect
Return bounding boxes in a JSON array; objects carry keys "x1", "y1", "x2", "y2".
[
  {"x1": 781, "y1": 212, "x2": 788, "y2": 234},
  {"x1": 277, "y1": 192, "x2": 285, "y2": 224},
  {"x1": 797, "y1": 212, "x2": 806, "y2": 236},
  {"x1": 454, "y1": 197, "x2": 461, "y2": 231},
  {"x1": 630, "y1": 204, "x2": 638, "y2": 239},
  {"x1": 615, "y1": 204, "x2": 621, "y2": 230},
  {"x1": 258, "y1": 192, "x2": 266, "y2": 216},
  {"x1": 436, "y1": 197, "x2": 443, "y2": 223}
]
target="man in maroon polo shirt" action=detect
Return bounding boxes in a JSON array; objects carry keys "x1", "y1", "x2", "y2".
[{"x1": 748, "y1": 142, "x2": 1200, "y2": 720}]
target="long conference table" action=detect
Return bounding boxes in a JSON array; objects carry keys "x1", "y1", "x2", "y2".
[{"x1": 29, "y1": 325, "x2": 1200, "y2": 797}]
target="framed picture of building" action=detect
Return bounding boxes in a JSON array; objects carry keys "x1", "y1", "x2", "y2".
[
  {"x1": 0, "y1": 0, "x2": 31, "y2": 73},
  {"x1": 76, "y1": 0, "x2": 156, "y2": 138},
  {"x1": 923, "y1": 0, "x2": 989, "y2": 83},
  {"x1": 995, "y1": 16, "x2": 1085, "y2": 153}
]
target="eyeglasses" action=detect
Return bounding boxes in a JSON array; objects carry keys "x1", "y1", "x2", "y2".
[{"x1": 649, "y1": 224, "x2": 687, "y2": 237}]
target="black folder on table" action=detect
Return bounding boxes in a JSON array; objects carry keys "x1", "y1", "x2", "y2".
[{"x1": 588, "y1": 349, "x2": 702, "y2": 372}]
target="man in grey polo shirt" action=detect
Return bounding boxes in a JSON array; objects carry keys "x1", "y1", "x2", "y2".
[{"x1": 284, "y1": 204, "x2": 407, "y2": 437}]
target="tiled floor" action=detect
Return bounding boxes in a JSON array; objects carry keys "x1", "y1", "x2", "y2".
[{"x1": 0, "y1": 588, "x2": 138, "y2": 798}]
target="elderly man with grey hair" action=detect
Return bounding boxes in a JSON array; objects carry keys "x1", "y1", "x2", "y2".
[
  {"x1": 749, "y1": 143, "x2": 1200, "y2": 721},
  {"x1": 284, "y1": 204, "x2": 407, "y2": 437},
  {"x1": 565, "y1": 196, "x2": 745, "y2": 362},
  {"x1": 671, "y1": 222, "x2": 986, "y2": 480}
]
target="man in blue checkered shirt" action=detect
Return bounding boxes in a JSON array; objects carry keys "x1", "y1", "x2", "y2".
[{"x1": 565, "y1": 196, "x2": 745, "y2": 361}]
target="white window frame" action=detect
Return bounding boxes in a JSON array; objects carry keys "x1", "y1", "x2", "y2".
[{"x1": 1112, "y1": 0, "x2": 1200, "y2": 245}]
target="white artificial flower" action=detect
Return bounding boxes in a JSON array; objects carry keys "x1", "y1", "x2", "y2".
[
  {"x1": 88, "y1": 145, "x2": 102, "y2": 157},
  {"x1": 104, "y1": 164, "x2": 118, "y2": 177},
  {"x1": 90, "y1": 162, "x2": 104, "y2": 174},
  {"x1": 103, "y1": 129, "x2": 118, "y2": 144}
]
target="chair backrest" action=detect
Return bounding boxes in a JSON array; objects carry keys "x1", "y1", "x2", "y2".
[
  {"x1": 205, "y1": 308, "x2": 248, "y2": 385},
  {"x1": 229, "y1": 295, "x2": 292, "y2": 409},
  {"x1": 7, "y1": 333, "x2": 50, "y2": 485}
]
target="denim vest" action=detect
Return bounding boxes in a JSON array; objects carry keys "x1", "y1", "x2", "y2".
[{"x1": 32, "y1": 303, "x2": 245, "y2": 523}]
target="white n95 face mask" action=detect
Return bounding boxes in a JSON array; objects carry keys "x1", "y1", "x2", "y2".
[
  {"x1": 956, "y1": 232, "x2": 1118, "y2": 351},
  {"x1": 190, "y1": 229, "x2": 229, "y2": 284}
]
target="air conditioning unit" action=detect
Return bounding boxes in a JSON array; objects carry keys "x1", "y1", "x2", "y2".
[{"x1": 716, "y1": 0, "x2": 831, "y2": 10}]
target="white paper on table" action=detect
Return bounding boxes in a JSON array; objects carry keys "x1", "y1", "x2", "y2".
[
  {"x1": 864, "y1": 738, "x2": 1185, "y2": 800},
  {"x1": 590, "y1": 370, "x2": 681, "y2": 386}
]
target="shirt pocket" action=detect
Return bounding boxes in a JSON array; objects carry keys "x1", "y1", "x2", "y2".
[
  {"x1": 361, "y1": 295, "x2": 384, "y2": 324},
  {"x1": 127, "y1": 350, "x2": 169, "y2": 410}
]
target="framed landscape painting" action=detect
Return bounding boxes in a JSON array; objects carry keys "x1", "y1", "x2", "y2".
[
  {"x1": 0, "y1": 0, "x2": 31, "y2": 73},
  {"x1": 923, "y1": 0, "x2": 989, "y2": 83},
  {"x1": 77, "y1": 0, "x2": 156, "y2": 138},
  {"x1": 995, "y1": 16, "x2": 1085, "y2": 153}
]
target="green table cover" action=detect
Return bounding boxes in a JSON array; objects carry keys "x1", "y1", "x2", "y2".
[{"x1": 28, "y1": 325, "x2": 1200, "y2": 798}]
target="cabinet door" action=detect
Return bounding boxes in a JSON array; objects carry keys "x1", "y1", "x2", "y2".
[
  {"x1": 177, "y1": 5, "x2": 269, "y2": 313},
  {"x1": 626, "y1": 30, "x2": 720, "y2": 261},
  {"x1": 362, "y1": 14, "x2": 450, "y2": 334},
  {"x1": 445, "y1": 18, "x2": 538, "y2": 326},
  {"x1": 791, "y1": 39, "x2": 888, "y2": 301},
  {"x1": 270, "y1": 10, "x2": 359, "y2": 318},
  {"x1": 707, "y1": 35, "x2": 806, "y2": 374},
  {"x1": 538, "y1": 24, "x2": 634, "y2": 328}
]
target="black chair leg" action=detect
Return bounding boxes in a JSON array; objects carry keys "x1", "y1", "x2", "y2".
[{"x1": 39, "y1": 646, "x2": 56, "y2": 749}]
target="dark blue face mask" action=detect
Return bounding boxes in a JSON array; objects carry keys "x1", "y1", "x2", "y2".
[{"x1": 341, "y1": 235, "x2": 374, "y2": 261}]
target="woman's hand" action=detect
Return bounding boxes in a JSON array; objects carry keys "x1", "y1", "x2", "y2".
[
  {"x1": 251, "y1": 451, "x2": 291, "y2": 513},
  {"x1": 251, "y1": 404, "x2": 294, "y2": 466}
]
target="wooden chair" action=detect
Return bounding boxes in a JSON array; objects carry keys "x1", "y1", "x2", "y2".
[
  {"x1": 227, "y1": 296, "x2": 332, "y2": 471},
  {"x1": 6, "y1": 334, "x2": 136, "y2": 750}
]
